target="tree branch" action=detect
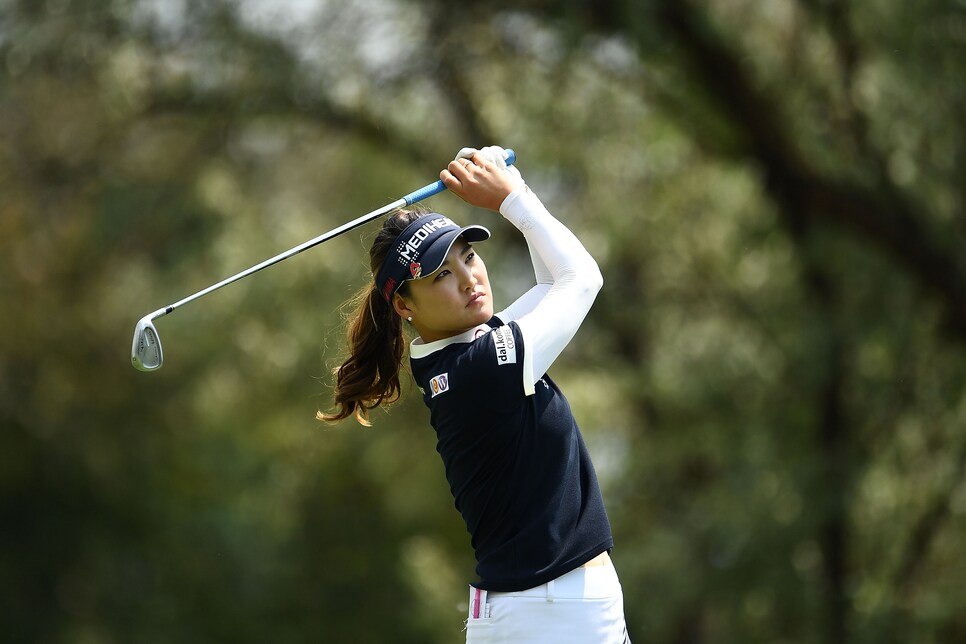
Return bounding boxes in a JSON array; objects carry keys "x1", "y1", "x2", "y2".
[
  {"x1": 892, "y1": 436, "x2": 966, "y2": 596},
  {"x1": 653, "y1": 0, "x2": 966, "y2": 342},
  {"x1": 140, "y1": 85, "x2": 440, "y2": 169}
]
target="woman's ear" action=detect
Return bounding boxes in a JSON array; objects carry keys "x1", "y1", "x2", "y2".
[{"x1": 392, "y1": 292, "x2": 414, "y2": 321}]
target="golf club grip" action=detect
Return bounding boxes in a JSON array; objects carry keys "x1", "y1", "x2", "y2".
[{"x1": 403, "y1": 148, "x2": 517, "y2": 205}]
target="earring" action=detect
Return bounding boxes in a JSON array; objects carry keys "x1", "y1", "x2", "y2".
[{"x1": 407, "y1": 316, "x2": 413, "y2": 322}]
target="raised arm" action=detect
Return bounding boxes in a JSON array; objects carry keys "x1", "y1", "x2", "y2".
[
  {"x1": 443, "y1": 147, "x2": 553, "y2": 322},
  {"x1": 499, "y1": 188, "x2": 602, "y2": 392},
  {"x1": 442, "y1": 148, "x2": 602, "y2": 395}
]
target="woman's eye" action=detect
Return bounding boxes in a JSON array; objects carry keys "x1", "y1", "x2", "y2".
[
  {"x1": 466, "y1": 252, "x2": 476, "y2": 263},
  {"x1": 434, "y1": 270, "x2": 450, "y2": 281}
]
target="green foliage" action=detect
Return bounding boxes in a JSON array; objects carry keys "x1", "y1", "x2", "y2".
[{"x1": 2, "y1": 0, "x2": 965, "y2": 642}]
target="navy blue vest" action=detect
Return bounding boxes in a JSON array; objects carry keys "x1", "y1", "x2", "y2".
[{"x1": 410, "y1": 318, "x2": 613, "y2": 591}]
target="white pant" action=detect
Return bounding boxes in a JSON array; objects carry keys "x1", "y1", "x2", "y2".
[{"x1": 464, "y1": 559, "x2": 630, "y2": 643}]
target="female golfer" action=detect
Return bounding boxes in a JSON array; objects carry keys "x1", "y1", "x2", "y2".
[{"x1": 322, "y1": 147, "x2": 629, "y2": 643}]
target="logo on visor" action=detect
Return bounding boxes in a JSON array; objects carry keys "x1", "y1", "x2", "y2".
[
  {"x1": 410, "y1": 262, "x2": 422, "y2": 279},
  {"x1": 381, "y1": 277, "x2": 397, "y2": 301},
  {"x1": 396, "y1": 217, "x2": 456, "y2": 266}
]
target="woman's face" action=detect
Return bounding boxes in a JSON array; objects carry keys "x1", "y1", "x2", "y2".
[{"x1": 394, "y1": 238, "x2": 493, "y2": 343}]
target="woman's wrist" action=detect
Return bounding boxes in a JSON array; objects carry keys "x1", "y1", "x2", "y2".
[{"x1": 499, "y1": 186, "x2": 539, "y2": 227}]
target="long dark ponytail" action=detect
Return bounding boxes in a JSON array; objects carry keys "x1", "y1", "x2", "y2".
[{"x1": 318, "y1": 207, "x2": 427, "y2": 425}]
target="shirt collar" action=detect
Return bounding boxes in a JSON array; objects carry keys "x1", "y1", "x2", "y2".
[{"x1": 409, "y1": 323, "x2": 492, "y2": 359}]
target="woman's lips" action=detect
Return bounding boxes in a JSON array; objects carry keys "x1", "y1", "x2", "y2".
[{"x1": 467, "y1": 291, "x2": 485, "y2": 306}]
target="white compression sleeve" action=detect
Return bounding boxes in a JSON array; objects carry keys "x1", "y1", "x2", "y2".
[
  {"x1": 496, "y1": 187, "x2": 603, "y2": 395},
  {"x1": 494, "y1": 236, "x2": 554, "y2": 322}
]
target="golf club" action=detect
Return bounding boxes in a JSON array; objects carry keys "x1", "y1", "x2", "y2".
[{"x1": 131, "y1": 149, "x2": 517, "y2": 371}]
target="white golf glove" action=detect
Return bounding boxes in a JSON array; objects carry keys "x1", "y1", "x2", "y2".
[{"x1": 456, "y1": 145, "x2": 525, "y2": 189}]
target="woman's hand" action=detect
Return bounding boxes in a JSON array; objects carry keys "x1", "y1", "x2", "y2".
[{"x1": 440, "y1": 147, "x2": 525, "y2": 212}]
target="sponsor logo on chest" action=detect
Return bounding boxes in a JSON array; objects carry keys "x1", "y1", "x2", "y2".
[{"x1": 429, "y1": 373, "x2": 450, "y2": 397}]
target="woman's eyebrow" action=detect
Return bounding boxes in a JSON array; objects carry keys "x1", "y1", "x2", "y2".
[{"x1": 441, "y1": 241, "x2": 473, "y2": 267}]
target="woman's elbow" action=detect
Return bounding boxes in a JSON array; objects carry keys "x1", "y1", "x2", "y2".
[
  {"x1": 570, "y1": 266, "x2": 602, "y2": 300},
  {"x1": 557, "y1": 260, "x2": 603, "y2": 295},
  {"x1": 585, "y1": 262, "x2": 604, "y2": 293}
]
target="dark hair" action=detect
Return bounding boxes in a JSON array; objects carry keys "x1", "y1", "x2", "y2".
[{"x1": 318, "y1": 206, "x2": 428, "y2": 425}]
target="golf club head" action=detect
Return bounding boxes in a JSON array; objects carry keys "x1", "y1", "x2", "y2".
[{"x1": 131, "y1": 315, "x2": 163, "y2": 371}]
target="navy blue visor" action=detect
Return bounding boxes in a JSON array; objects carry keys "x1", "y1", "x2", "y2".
[{"x1": 375, "y1": 213, "x2": 490, "y2": 302}]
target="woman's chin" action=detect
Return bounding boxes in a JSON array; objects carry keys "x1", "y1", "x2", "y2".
[{"x1": 474, "y1": 304, "x2": 494, "y2": 323}]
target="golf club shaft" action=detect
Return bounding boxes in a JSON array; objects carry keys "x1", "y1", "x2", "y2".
[
  {"x1": 154, "y1": 197, "x2": 404, "y2": 320},
  {"x1": 150, "y1": 149, "x2": 516, "y2": 320}
]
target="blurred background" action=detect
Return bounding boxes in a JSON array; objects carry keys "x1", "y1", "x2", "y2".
[{"x1": 2, "y1": 0, "x2": 965, "y2": 642}]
